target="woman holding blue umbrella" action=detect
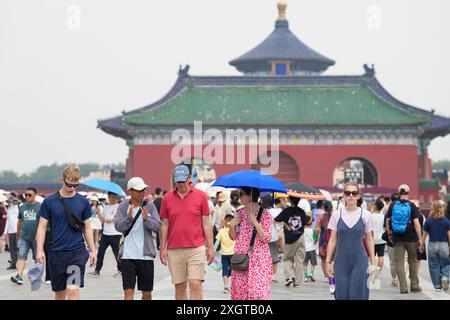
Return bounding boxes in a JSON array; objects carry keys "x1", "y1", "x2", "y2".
[{"x1": 228, "y1": 187, "x2": 272, "y2": 300}]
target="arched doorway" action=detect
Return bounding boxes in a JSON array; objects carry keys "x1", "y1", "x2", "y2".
[
  {"x1": 333, "y1": 158, "x2": 378, "y2": 189},
  {"x1": 251, "y1": 151, "x2": 299, "y2": 184}
]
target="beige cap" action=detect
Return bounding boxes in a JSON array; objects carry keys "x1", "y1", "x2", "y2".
[
  {"x1": 398, "y1": 184, "x2": 410, "y2": 194},
  {"x1": 127, "y1": 177, "x2": 149, "y2": 191}
]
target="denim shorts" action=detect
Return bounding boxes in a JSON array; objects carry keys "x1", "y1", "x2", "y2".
[
  {"x1": 18, "y1": 238, "x2": 37, "y2": 261},
  {"x1": 48, "y1": 248, "x2": 90, "y2": 292}
]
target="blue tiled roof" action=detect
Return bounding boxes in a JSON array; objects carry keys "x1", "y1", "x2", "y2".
[{"x1": 229, "y1": 20, "x2": 335, "y2": 74}]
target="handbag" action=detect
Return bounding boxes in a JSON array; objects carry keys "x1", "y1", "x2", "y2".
[
  {"x1": 117, "y1": 207, "x2": 142, "y2": 263},
  {"x1": 230, "y1": 207, "x2": 264, "y2": 272}
]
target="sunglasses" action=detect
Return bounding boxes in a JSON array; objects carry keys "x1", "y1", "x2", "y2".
[
  {"x1": 64, "y1": 181, "x2": 79, "y2": 188},
  {"x1": 344, "y1": 191, "x2": 359, "y2": 197},
  {"x1": 24, "y1": 193, "x2": 34, "y2": 197}
]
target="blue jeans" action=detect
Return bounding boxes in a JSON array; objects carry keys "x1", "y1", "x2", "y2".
[
  {"x1": 427, "y1": 242, "x2": 450, "y2": 289},
  {"x1": 221, "y1": 255, "x2": 232, "y2": 278},
  {"x1": 18, "y1": 238, "x2": 36, "y2": 261}
]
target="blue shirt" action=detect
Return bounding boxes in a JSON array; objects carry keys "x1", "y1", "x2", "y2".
[
  {"x1": 39, "y1": 193, "x2": 91, "y2": 251},
  {"x1": 423, "y1": 217, "x2": 450, "y2": 242}
]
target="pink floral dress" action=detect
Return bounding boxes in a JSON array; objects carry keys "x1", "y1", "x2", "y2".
[{"x1": 231, "y1": 207, "x2": 272, "y2": 300}]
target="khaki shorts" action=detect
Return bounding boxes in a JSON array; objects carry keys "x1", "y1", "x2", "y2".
[{"x1": 167, "y1": 246, "x2": 206, "y2": 284}]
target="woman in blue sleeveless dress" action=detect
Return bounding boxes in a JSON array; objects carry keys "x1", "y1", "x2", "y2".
[{"x1": 325, "y1": 183, "x2": 377, "y2": 300}]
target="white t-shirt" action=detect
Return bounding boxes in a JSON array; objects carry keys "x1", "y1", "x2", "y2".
[
  {"x1": 372, "y1": 212, "x2": 386, "y2": 245},
  {"x1": 102, "y1": 203, "x2": 121, "y2": 236},
  {"x1": 123, "y1": 206, "x2": 153, "y2": 260},
  {"x1": 328, "y1": 208, "x2": 374, "y2": 234},
  {"x1": 269, "y1": 208, "x2": 283, "y2": 242},
  {"x1": 6, "y1": 204, "x2": 19, "y2": 234},
  {"x1": 304, "y1": 227, "x2": 317, "y2": 252}
]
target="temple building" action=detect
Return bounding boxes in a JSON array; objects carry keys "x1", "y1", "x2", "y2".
[{"x1": 98, "y1": 1, "x2": 450, "y2": 202}]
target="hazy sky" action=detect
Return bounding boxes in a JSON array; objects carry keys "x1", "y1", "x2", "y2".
[{"x1": 1, "y1": 0, "x2": 449, "y2": 174}]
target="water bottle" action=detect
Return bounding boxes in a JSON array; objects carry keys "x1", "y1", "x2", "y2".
[{"x1": 328, "y1": 277, "x2": 336, "y2": 296}]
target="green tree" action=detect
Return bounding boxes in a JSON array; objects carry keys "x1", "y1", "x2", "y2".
[
  {"x1": 0, "y1": 162, "x2": 125, "y2": 183},
  {"x1": 0, "y1": 170, "x2": 20, "y2": 183}
]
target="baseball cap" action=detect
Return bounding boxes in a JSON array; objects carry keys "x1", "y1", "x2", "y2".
[
  {"x1": 127, "y1": 177, "x2": 149, "y2": 191},
  {"x1": 173, "y1": 165, "x2": 190, "y2": 183},
  {"x1": 27, "y1": 263, "x2": 44, "y2": 291},
  {"x1": 398, "y1": 184, "x2": 410, "y2": 194},
  {"x1": 216, "y1": 192, "x2": 227, "y2": 202}
]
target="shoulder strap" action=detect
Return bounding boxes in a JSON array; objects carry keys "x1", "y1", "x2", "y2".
[
  {"x1": 249, "y1": 206, "x2": 264, "y2": 252},
  {"x1": 57, "y1": 192, "x2": 85, "y2": 230},
  {"x1": 123, "y1": 207, "x2": 142, "y2": 238}
]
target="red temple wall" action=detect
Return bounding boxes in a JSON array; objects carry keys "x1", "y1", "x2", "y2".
[{"x1": 127, "y1": 144, "x2": 419, "y2": 197}]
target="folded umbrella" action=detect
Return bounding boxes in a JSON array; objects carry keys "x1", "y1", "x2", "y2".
[
  {"x1": 212, "y1": 170, "x2": 286, "y2": 193},
  {"x1": 81, "y1": 178, "x2": 126, "y2": 197}
]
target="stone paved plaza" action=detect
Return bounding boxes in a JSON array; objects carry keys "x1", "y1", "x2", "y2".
[{"x1": 0, "y1": 246, "x2": 448, "y2": 300}]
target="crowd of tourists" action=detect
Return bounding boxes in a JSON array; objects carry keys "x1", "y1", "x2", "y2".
[{"x1": 0, "y1": 165, "x2": 449, "y2": 300}]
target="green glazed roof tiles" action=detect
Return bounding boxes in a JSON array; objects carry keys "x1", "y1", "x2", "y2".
[
  {"x1": 419, "y1": 179, "x2": 441, "y2": 189},
  {"x1": 123, "y1": 85, "x2": 428, "y2": 127}
]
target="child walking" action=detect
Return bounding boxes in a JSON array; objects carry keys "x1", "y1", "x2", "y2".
[
  {"x1": 215, "y1": 214, "x2": 236, "y2": 293},
  {"x1": 303, "y1": 218, "x2": 318, "y2": 282}
]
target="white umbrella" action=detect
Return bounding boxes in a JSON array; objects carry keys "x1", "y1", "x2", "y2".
[
  {"x1": 195, "y1": 182, "x2": 211, "y2": 192},
  {"x1": 319, "y1": 189, "x2": 333, "y2": 201},
  {"x1": 0, "y1": 193, "x2": 7, "y2": 203}
]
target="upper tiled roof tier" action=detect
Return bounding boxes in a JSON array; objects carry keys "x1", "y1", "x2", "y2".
[{"x1": 229, "y1": 20, "x2": 335, "y2": 75}]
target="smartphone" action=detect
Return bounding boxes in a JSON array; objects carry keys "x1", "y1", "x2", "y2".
[{"x1": 142, "y1": 199, "x2": 149, "y2": 207}]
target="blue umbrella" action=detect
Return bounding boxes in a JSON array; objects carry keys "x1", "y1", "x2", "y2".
[
  {"x1": 81, "y1": 178, "x2": 126, "y2": 197},
  {"x1": 211, "y1": 170, "x2": 287, "y2": 193}
]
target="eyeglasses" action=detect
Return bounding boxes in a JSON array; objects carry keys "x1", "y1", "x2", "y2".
[
  {"x1": 344, "y1": 191, "x2": 359, "y2": 197},
  {"x1": 24, "y1": 193, "x2": 33, "y2": 197},
  {"x1": 64, "y1": 181, "x2": 79, "y2": 188}
]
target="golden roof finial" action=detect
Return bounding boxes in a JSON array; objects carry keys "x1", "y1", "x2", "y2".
[{"x1": 277, "y1": 0, "x2": 287, "y2": 20}]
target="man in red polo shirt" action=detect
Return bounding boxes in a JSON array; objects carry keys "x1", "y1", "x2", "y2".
[{"x1": 160, "y1": 164, "x2": 214, "y2": 300}]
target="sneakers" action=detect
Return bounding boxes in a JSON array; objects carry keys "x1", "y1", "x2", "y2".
[
  {"x1": 304, "y1": 277, "x2": 310, "y2": 283},
  {"x1": 89, "y1": 270, "x2": 100, "y2": 276},
  {"x1": 411, "y1": 287, "x2": 422, "y2": 293},
  {"x1": 223, "y1": 287, "x2": 230, "y2": 294},
  {"x1": 6, "y1": 265, "x2": 16, "y2": 270},
  {"x1": 113, "y1": 271, "x2": 122, "y2": 277},
  {"x1": 391, "y1": 279, "x2": 399, "y2": 287},
  {"x1": 11, "y1": 275, "x2": 23, "y2": 285},
  {"x1": 435, "y1": 288, "x2": 442, "y2": 292},
  {"x1": 441, "y1": 279, "x2": 449, "y2": 291},
  {"x1": 284, "y1": 278, "x2": 294, "y2": 287},
  {"x1": 271, "y1": 275, "x2": 278, "y2": 282},
  {"x1": 309, "y1": 274, "x2": 316, "y2": 282}
]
